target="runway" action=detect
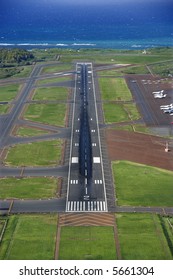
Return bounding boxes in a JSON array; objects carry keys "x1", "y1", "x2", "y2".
[{"x1": 66, "y1": 63, "x2": 108, "y2": 212}]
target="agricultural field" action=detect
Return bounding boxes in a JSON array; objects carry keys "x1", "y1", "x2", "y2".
[
  {"x1": 0, "y1": 215, "x2": 57, "y2": 260},
  {"x1": 5, "y1": 140, "x2": 63, "y2": 167},
  {"x1": 113, "y1": 161, "x2": 173, "y2": 207},
  {"x1": 59, "y1": 226, "x2": 117, "y2": 260}
]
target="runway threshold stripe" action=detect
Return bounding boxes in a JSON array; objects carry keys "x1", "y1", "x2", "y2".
[{"x1": 66, "y1": 201, "x2": 107, "y2": 212}]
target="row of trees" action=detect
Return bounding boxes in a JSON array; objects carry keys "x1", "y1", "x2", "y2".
[{"x1": 0, "y1": 48, "x2": 34, "y2": 66}]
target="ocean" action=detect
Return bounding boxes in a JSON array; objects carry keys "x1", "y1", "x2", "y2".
[{"x1": 0, "y1": 0, "x2": 173, "y2": 50}]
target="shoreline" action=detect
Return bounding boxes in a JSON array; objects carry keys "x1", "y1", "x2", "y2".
[{"x1": 0, "y1": 41, "x2": 173, "y2": 51}]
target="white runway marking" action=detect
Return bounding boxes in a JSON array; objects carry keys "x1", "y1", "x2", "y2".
[
  {"x1": 92, "y1": 143, "x2": 97, "y2": 147},
  {"x1": 71, "y1": 157, "x2": 78, "y2": 163},
  {"x1": 75, "y1": 143, "x2": 79, "y2": 147},
  {"x1": 70, "y1": 180, "x2": 78, "y2": 184},
  {"x1": 67, "y1": 201, "x2": 107, "y2": 212},
  {"x1": 93, "y1": 157, "x2": 101, "y2": 163}
]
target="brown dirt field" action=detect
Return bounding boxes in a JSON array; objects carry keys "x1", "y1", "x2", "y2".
[{"x1": 106, "y1": 129, "x2": 173, "y2": 171}]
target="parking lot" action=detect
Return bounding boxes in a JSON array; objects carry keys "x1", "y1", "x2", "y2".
[{"x1": 126, "y1": 75, "x2": 173, "y2": 126}]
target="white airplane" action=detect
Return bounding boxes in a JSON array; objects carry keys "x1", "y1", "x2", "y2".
[
  {"x1": 154, "y1": 93, "x2": 166, "y2": 99},
  {"x1": 160, "y1": 103, "x2": 173, "y2": 109},
  {"x1": 152, "y1": 90, "x2": 164, "y2": 94}
]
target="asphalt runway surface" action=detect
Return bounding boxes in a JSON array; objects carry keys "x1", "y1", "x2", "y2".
[{"x1": 65, "y1": 63, "x2": 108, "y2": 212}]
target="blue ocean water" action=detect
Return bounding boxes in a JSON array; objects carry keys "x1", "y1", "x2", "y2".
[{"x1": 0, "y1": 0, "x2": 173, "y2": 49}]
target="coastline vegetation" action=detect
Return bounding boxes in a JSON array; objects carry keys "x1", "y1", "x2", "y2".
[{"x1": 0, "y1": 47, "x2": 173, "y2": 79}]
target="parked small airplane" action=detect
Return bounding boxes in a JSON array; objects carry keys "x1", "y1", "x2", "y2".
[
  {"x1": 154, "y1": 93, "x2": 166, "y2": 99},
  {"x1": 160, "y1": 103, "x2": 173, "y2": 110},
  {"x1": 152, "y1": 90, "x2": 164, "y2": 94}
]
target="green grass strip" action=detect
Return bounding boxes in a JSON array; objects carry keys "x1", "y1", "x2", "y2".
[
  {"x1": 33, "y1": 87, "x2": 69, "y2": 101},
  {"x1": 16, "y1": 126, "x2": 49, "y2": 137},
  {"x1": 0, "y1": 84, "x2": 21, "y2": 102},
  {"x1": 41, "y1": 64, "x2": 72, "y2": 74},
  {"x1": 0, "y1": 215, "x2": 57, "y2": 260},
  {"x1": 113, "y1": 161, "x2": 173, "y2": 207},
  {"x1": 0, "y1": 177, "x2": 59, "y2": 199},
  {"x1": 116, "y1": 213, "x2": 172, "y2": 260},
  {"x1": 24, "y1": 103, "x2": 66, "y2": 126},
  {"x1": 99, "y1": 78, "x2": 132, "y2": 101},
  {"x1": 0, "y1": 104, "x2": 9, "y2": 114},
  {"x1": 37, "y1": 76, "x2": 70, "y2": 86},
  {"x1": 5, "y1": 140, "x2": 62, "y2": 167},
  {"x1": 103, "y1": 103, "x2": 129, "y2": 123},
  {"x1": 59, "y1": 226, "x2": 117, "y2": 260}
]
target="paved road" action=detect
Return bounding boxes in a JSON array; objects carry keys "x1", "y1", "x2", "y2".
[
  {"x1": 0, "y1": 65, "x2": 41, "y2": 148},
  {"x1": 1, "y1": 199, "x2": 173, "y2": 215}
]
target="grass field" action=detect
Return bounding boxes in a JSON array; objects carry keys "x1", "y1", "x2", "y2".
[
  {"x1": 15, "y1": 126, "x2": 50, "y2": 137},
  {"x1": 59, "y1": 226, "x2": 117, "y2": 260},
  {"x1": 103, "y1": 103, "x2": 128, "y2": 123},
  {"x1": 0, "y1": 215, "x2": 57, "y2": 260},
  {"x1": 0, "y1": 177, "x2": 59, "y2": 199},
  {"x1": 0, "y1": 84, "x2": 21, "y2": 102},
  {"x1": 99, "y1": 78, "x2": 132, "y2": 101},
  {"x1": 0, "y1": 219, "x2": 6, "y2": 236},
  {"x1": 116, "y1": 213, "x2": 172, "y2": 260},
  {"x1": 24, "y1": 103, "x2": 66, "y2": 126},
  {"x1": 33, "y1": 87, "x2": 69, "y2": 101},
  {"x1": 32, "y1": 47, "x2": 173, "y2": 64},
  {"x1": 60, "y1": 50, "x2": 172, "y2": 64},
  {"x1": 37, "y1": 76, "x2": 70, "y2": 86},
  {"x1": 98, "y1": 65, "x2": 149, "y2": 76},
  {"x1": 103, "y1": 102, "x2": 140, "y2": 124},
  {"x1": 41, "y1": 64, "x2": 72, "y2": 74},
  {"x1": 0, "y1": 104, "x2": 9, "y2": 114},
  {"x1": 160, "y1": 216, "x2": 173, "y2": 256},
  {"x1": 123, "y1": 103, "x2": 140, "y2": 120},
  {"x1": 149, "y1": 61, "x2": 173, "y2": 77},
  {"x1": 113, "y1": 161, "x2": 173, "y2": 207},
  {"x1": 5, "y1": 140, "x2": 63, "y2": 167}
]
